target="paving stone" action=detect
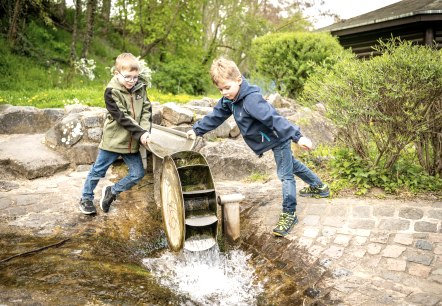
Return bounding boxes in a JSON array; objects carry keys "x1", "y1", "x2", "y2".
[
  {"x1": 331, "y1": 267, "x2": 352, "y2": 278},
  {"x1": 434, "y1": 245, "x2": 442, "y2": 255},
  {"x1": 381, "y1": 245, "x2": 406, "y2": 258},
  {"x1": 323, "y1": 216, "x2": 346, "y2": 227},
  {"x1": 432, "y1": 268, "x2": 442, "y2": 275},
  {"x1": 407, "y1": 263, "x2": 432, "y2": 277},
  {"x1": 333, "y1": 234, "x2": 352, "y2": 246},
  {"x1": 352, "y1": 206, "x2": 372, "y2": 218},
  {"x1": 352, "y1": 249, "x2": 366, "y2": 258},
  {"x1": 394, "y1": 233, "x2": 413, "y2": 245},
  {"x1": 321, "y1": 227, "x2": 336, "y2": 237},
  {"x1": 319, "y1": 258, "x2": 333, "y2": 268},
  {"x1": 373, "y1": 205, "x2": 396, "y2": 217},
  {"x1": 415, "y1": 239, "x2": 433, "y2": 251},
  {"x1": 427, "y1": 209, "x2": 442, "y2": 220},
  {"x1": 316, "y1": 236, "x2": 332, "y2": 246},
  {"x1": 348, "y1": 219, "x2": 376, "y2": 229},
  {"x1": 367, "y1": 243, "x2": 383, "y2": 255},
  {"x1": 407, "y1": 293, "x2": 441, "y2": 306},
  {"x1": 0, "y1": 197, "x2": 12, "y2": 210},
  {"x1": 370, "y1": 232, "x2": 390, "y2": 244},
  {"x1": 354, "y1": 229, "x2": 371, "y2": 237},
  {"x1": 429, "y1": 233, "x2": 442, "y2": 243},
  {"x1": 297, "y1": 237, "x2": 313, "y2": 248},
  {"x1": 428, "y1": 275, "x2": 442, "y2": 284},
  {"x1": 385, "y1": 258, "x2": 407, "y2": 271},
  {"x1": 327, "y1": 206, "x2": 348, "y2": 217},
  {"x1": 303, "y1": 227, "x2": 319, "y2": 238},
  {"x1": 308, "y1": 245, "x2": 324, "y2": 257},
  {"x1": 414, "y1": 221, "x2": 438, "y2": 233},
  {"x1": 305, "y1": 204, "x2": 327, "y2": 215},
  {"x1": 353, "y1": 236, "x2": 368, "y2": 246},
  {"x1": 301, "y1": 215, "x2": 320, "y2": 226},
  {"x1": 322, "y1": 245, "x2": 344, "y2": 259},
  {"x1": 378, "y1": 219, "x2": 411, "y2": 231},
  {"x1": 406, "y1": 250, "x2": 434, "y2": 266},
  {"x1": 399, "y1": 207, "x2": 424, "y2": 220}
]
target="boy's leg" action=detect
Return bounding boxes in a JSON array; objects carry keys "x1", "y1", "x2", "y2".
[
  {"x1": 292, "y1": 158, "x2": 329, "y2": 197},
  {"x1": 272, "y1": 140, "x2": 299, "y2": 236},
  {"x1": 113, "y1": 152, "x2": 145, "y2": 195},
  {"x1": 81, "y1": 149, "x2": 120, "y2": 200}
]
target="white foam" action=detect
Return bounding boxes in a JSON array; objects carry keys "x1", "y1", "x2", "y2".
[{"x1": 142, "y1": 247, "x2": 263, "y2": 305}]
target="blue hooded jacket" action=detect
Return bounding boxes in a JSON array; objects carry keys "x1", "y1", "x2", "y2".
[{"x1": 193, "y1": 79, "x2": 303, "y2": 155}]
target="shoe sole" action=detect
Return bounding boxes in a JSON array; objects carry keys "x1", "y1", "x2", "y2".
[
  {"x1": 100, "y1": 187, "x2": 108, "y2": 212},
  {"x1": 79, "y1": 205, "x2": 96, "y2": 215},
  {"x1": 299, "y1": 192, "x2": 330, "y2": 198},
  {"x1": 272, "y1": 218, "x2": 299, "y2": 237}
]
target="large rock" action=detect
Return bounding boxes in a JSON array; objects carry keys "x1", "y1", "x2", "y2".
[
  {"x1": 162, "y1": 102, "x2": 193, "y2": 125},
  {"x1": 0, "y1": 105, "x2": 64, "y2": 134},
  {"x1": 199, "y1": 138, "x2": 275, "y2": 180},
  {"x1": 0, "y1": 134, "x2": 69, "y2": 179}
]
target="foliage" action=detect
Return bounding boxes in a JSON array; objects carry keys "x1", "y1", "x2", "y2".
[
  {"x1": 151, "y1": 59, "x2": 210, "y2": 95},
  {"x1": 301, "y1": 38, "x2": 442, "y2": 176},
  {"x1": 298, "y1": 145, "x2": 442, "y2": 196},
  {"x1": 250, "y1": 31, "x2": 343, "y2": 98},
  {"x1": 246, "y1": 171, "x2": 270, "y2": 183}
]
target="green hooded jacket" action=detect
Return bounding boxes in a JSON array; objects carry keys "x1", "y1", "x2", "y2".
[{"x1": 99, "y1": 71, "x2": 152, "y2": 154}]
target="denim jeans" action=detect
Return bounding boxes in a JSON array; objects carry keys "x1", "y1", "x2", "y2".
[
  {"x1": 272, "y1": 140, "x2": 322, "y2": 214},
  {"x1": 81, "y1": 149, "x2": 145, "y2": 201}
]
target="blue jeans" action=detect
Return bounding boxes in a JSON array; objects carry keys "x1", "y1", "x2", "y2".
[
  {"x1": 272, "y1": 140, "x2": 322, "y2": 214},
  {"x1": 81, "y1": 149, "x2": 145, "y2": 201}
]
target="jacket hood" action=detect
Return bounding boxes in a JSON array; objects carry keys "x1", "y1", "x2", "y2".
[
  {"x1": 234, "y1": 78, "x2": 261, "y2": 102},
  {"x1": 107, "y1": 74, "x2": 147, "y2": 93}
]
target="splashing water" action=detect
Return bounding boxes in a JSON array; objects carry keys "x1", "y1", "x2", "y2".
[{"x1": 142, "y1": 247, "x2": 263, "y2": 305}]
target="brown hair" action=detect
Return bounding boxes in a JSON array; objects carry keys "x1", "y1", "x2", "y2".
[
  {"x1": 115, "y1": 53, "x2": 140, "y2": 72},
  {"x1": 209, "y1": 57, "x2": 241, "y2": 85}
]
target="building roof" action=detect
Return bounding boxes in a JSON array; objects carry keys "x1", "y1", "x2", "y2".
[{"x1": 319, "y1": 0, "x2": 442, "y2": 34}]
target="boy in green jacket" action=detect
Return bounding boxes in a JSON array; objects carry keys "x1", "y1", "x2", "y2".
[{"x1": 79, "y1": 53, "x2": 152, "y2": 215}]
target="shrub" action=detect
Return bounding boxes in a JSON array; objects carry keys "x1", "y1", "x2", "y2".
[
  {"x1": 301, "y1": 38, "x2": 442, "y2": 176},
  {"x1": 250, "y1": 31, "x2": 343, "y2": 98},
  {"x1": 151, "y1": 59, "x2": 210, "y2": 95}
]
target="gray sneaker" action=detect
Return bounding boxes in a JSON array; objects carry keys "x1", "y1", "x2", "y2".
[
  {"x1": 100, "y1": 186, "x2": 116, "y2": 213},
  {"x1": 79, "y1": 199, "x2": 96, "y2": 215}
]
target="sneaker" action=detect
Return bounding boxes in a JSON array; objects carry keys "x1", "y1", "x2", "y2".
[
  {"x1": 100, "y1": 186, "x2": 116, "y2": 213},
  {"x1": 79, "y1": 199, "x2": 96, "y2": 215},
  {"x1": 272, "y1": 212, "x2": 298, "y2": 237},
  {"x1": 299, "y1": 184, "x2": 330, "y2": 198}
]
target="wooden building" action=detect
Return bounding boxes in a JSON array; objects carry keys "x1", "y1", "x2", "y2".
[{"x1": 318, "y1": 0, "x2": 442, "y2": 57}]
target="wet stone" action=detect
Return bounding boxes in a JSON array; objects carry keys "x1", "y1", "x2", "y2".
[
  {"x1": 399, "y1": 207, "x2": 424, "y2": 220},
  {"x1": 415, "y1": 239, "x2": 433, "y2": 251},
  {"x1": 414, "y1": 221, "x2": 438, "y2": 233}
]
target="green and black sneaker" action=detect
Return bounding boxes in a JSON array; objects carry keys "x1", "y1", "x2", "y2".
[
  {"x1": 272, "y1": 212, "x2": 298, "y2": 237},
  {"x1": 299, "y1": 184, "x2": 330, "y2": 198}
]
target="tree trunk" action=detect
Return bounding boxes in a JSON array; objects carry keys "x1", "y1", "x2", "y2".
[
  {"x1": 8, "y1": 0, "x2": 22, "y2": 46},
  {"x1": 101, "y1": 0, "x2": 111, "y2": 35},
  {"x1": 81, "y1": 0, "x2": 98, "y2": 59},
  {"x1": 70, "y1": 0, "x2": 82, "y2": 62}
]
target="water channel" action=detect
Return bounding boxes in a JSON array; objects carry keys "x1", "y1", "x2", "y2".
[{"x1": 0, "y1": 162, "x2": 337, "y2": 305}]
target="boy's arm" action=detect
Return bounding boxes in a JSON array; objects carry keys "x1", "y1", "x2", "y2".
[
  {"x1": 193, "y1": 99, "x2": 232, "y2": 136},
  {"x1": 244, "y1": 94, "x2": 303, "y2": 142},
  {"x1": 137, "y1": 94, "x2": 152, "y2": 138},
  {"x1": 104, "y1": 88, "x2": 149, "y2": 140}
]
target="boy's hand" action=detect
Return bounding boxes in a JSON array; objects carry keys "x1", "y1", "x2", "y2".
[
  {"x1": 186, "y1": 129, "x2": 196, "y2": 140},
  {"x1": 297, "y1": 136, "x2": 312, "y2": 150},
  {"x1": 140, "y1": 132, "x2": 151, "y2": 145}
]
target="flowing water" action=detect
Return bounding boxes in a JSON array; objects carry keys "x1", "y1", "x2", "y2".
[{"x1": 143, "y1": 247, "x2": 264, "y2": 305}]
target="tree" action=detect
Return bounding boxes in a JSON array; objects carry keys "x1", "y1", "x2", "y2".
[
  {"x1": 81, "y1": 0, "x2": 97, "y2": 58},
  {"x1": 70, "y1": 0, "x2": 82, "y2": 61}
]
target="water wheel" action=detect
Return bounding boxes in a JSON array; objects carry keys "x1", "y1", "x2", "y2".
[{"x1": 160, "y1": 151, "x2": 218, "y2": 252}]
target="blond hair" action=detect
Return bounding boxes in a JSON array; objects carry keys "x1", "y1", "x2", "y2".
[
  {"x1": 209, "y1": 57, "x2": 241, "y2": 85},
  {"x1": 115, "y1": 53, "x2": 140, "y2": 72}
]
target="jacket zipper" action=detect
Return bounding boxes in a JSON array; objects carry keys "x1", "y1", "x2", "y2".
[{"x1": 128, "y1": 94, "x2": 136, "y2": 153}]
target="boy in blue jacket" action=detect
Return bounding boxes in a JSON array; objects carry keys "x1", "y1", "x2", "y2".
[{"x1": 187, "y1": 57, "x2": 329, "y2": 237}]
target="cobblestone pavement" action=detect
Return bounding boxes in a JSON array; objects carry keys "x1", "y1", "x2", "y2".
[
  {"x1": 217, "y1": 179, "x2": 442, "y2": 306},
  {"x1": 1, "y1": 165, "x2": 441, "y2": 305}
]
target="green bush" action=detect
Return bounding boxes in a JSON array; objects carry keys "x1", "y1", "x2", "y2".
[
  {"x1": 250, "y1": 31, "x2": 343, "y2": 98},
  {"x1": 151, "y1": 59, "x2": 210, "y2": 95},
  {"x1": 301, "y1": 38, "x2": 442, "y2": 176}
]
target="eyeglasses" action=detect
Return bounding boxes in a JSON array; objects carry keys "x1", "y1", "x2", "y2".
[{"x1": 118, "y1": 71, "x2": 139, "y2": 82}]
